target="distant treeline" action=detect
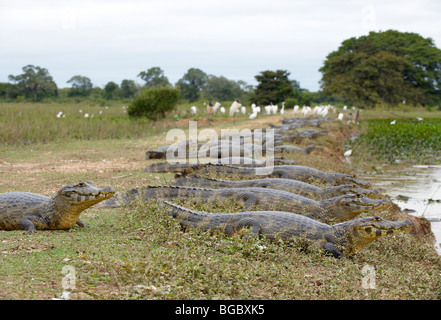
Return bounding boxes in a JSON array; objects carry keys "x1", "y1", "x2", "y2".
[
  {"x1": 0, "y1": 65, "x2": 344, "y2": 107},
  {"x1": 2, "y1": 30, "x2": 441, "y2": 108}
]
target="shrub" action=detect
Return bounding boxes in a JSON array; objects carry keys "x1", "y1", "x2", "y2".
[{"x1": 128, "y1": 87, "x2": 179, "y2": 120}]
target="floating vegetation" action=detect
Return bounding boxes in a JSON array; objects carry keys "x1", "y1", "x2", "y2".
[{"x1": 352, "y1": 118, "x2": 441, "y2": 164}]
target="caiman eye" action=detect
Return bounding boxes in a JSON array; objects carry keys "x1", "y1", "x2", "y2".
[{"x1": 78, "y1": 182, "x2": 86, "y2": 187}]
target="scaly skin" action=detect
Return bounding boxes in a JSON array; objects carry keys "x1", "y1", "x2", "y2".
[
  {"x1": 163, "y1": 201, "x2": 413, "y2": 258},
  {"x1": 144, "y1": 163, "x2": 371, "y2": 188},
  {"x1": 0, "y1": 181, "x2": 115, "y2": 232},
  {"x1": 274, "y1": 144, "x2": 322, "y2": 154},
  {"x1": 173, "y1": 176, "x2": 380, "y2": 200},
  {"x1": 99, "y1": 185, "x2": 389, "y2": 224}
]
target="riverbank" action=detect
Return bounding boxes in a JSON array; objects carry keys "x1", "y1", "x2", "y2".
[{"x1": 1, "y1": 109, "x2": 440, "y2": 300}]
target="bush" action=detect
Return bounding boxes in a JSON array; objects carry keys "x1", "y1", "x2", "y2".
[{"x1": 128, "y1": 87, "x2": 179, "y2": 120}]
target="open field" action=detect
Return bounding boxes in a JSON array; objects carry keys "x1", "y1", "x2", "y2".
[{"x1": 1, "y1": 103, "x2": 441, "y2": 300}]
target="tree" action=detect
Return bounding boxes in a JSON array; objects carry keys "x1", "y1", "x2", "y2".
[
  {"x1": 128, "y1": 87, "x2": 180, "y2": 120},
  {"x1": 8, "y1": 65, "x2": 58, "y2": 101},
  {"x1": 204, "y1": 75, "x2": 243, "y2": 101},
  {"x1": 120, "y1": 79, "x2": 139, "y2": 98},
  {"x1": 252, "y1": 70, "x2": 295, "y2": 105},
  {"x1": 66, "y1": 75, "x2": 93, "y2": 97},
  {"x1": 137, "y1": 67, "x2": 170, "y2": 88},
  {"x1": 0, "y1": 82, "x2": 20, "y2": 100},
  {"x1": 103, "y1": 81, "x2": 120, "y2": 100},
  {"x1": 176, "y1": 68, "x2": 208, "y2": 102},
  {"x1": 320, "y1": 30, "x2": 441, "y2": 107}
]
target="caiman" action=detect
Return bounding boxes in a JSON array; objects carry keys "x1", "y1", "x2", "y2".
[
  {"x1": 274, "y1": 144, "x2": 322, "y2": 154},
  {"x1": 0, "y1": 181, "x2": 115, "y2": 232},
  {"x1": 144, "y1": 162, "x2": 371, "y2": 188},
  {"x1": 98, "y1": 185, "x2": 389, "y2": 223},
  {"x1": 163, "y1": 201, "x2": 412, "y2": 258},
  {"x1": 173, "y1": 176, "x2": 380, "y2": 200}
]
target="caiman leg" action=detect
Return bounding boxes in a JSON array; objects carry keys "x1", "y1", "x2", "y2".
[
  {"x1": 76, "y1": 218, "x2": 88, "y2": 227},
  {"x1": 322, "y1": 241, "x2": 344, "y2": 258},
  {"x1": 20, "y1": 216, "x2": 49, "y2": 233},
  {"x1": 231, "y1": 217, "x2": 262, "y2": 240},
  {"x1": 272, "y1": 169, "x2": 289, "y2": 178},
  {"x1": 235, "y1": 192, "x2": 259, "y2": 209}
]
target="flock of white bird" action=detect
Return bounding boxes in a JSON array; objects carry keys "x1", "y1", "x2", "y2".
[
  {"x1": 55, "y1": 102, "x2": 364, "y2": 123},
  {"x1": 190, "y1": 101, "x2": 350, "y2": 121}
]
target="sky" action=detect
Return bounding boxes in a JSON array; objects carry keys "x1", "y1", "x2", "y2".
[{"x1": 1, "y1": 0, "x2": 441, "y2": 92}]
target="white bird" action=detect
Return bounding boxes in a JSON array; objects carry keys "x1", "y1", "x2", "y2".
[
  {"x1": 319, "y1": 106, "x2": 329, "y2": 117},
  {"x1": 213, "y1": 101, "x2": 221, "y2": 112},
  {"x1": 56, "y1": 111, "x2": 63, "y2": 118},
  {"x1": 293, "y1": 105, "x2": 299, "y2": 114},
  {"x1": 390, "y1": 120, "x2": 396, "y2": 125},
  {"x1": 344, "y1": 150, "x2": 352, "y2": 157},
  {"x1": 417, "y1": 117, "x2": 423, "y2": 121},
  {"x1": 220, "y1": 107, "x2": 226, "y2": 114},
  {"x1": 337, "y1": 113, "x2": 344, "y2": 121},
  {"x1": 280, "y1": 102, "x2": 285, "y2": 115},
  {"x1": 190, "y1": 106, "x2": 197, "y2": 115},
  {"x1": 264, "y1": 105, "x2": 272, "y2": 115},
  {"x1": 229, "y1": 100, "x2": 242, "y2": 117},
  {"x1": 240, "y1": 106, "x2": 246, "y2": 115},
  {"x1": 79, "y1": 109, "x2": 83, "y2": 113},
  {"x1": 84, "y1": 113, "x2": 89, "y2": 118},
  {"x1": 249, "y1": 112, "x2": 257, "y2": 119},
  {"x1": 301, "y1": 106, "x2": 311, "y2": 116}
]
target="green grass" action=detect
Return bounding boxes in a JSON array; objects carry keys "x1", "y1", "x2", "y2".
[
  {"x1": 1, "y1": 200, "x2": 440, "y2": 300},
  {"x1": 352, "y1": 118, "x2": 441, "y2": 164},
  {"x1": 1, "y1": 103, "x2": 441, "y2": 300},
  {"x1": 0, "y1": 101, "x2": 250, "y2": 146}
]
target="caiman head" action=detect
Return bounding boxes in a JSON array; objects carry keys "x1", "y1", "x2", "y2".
[
  {"x1": 331, "y1": 173, "x2": 371, "y2": 188},
  {"x1": 326, "y1": 193, "x2": 390, "y2": 222},
  {"x1": 340, "y1": 215, "x2": 413, "y2": 255},
  {"x1": 332, "y1": 184, "x2": 380, "y2": 198},
  {"x1": 54, "y1": 181, "x2": 115, "y2": 212}
]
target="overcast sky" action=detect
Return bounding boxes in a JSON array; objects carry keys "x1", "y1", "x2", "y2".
[{"x1": 1, "y1": 0, "x2": 441, "y2": 91}]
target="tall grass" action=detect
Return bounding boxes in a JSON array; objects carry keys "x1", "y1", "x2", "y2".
[
  {"x1": 352, "y1": 118, "x2": 441, "y2": 164},
  {"x1": 0, "y1": 101, "x2": 253, "y2": 146}
]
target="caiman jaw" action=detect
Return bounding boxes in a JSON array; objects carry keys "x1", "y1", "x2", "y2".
[
  {"x1": 343, "y1": 194, "x2": 391, "y2": 217},
  {"x1": 59, "y1": 181, "x2": 115, "y2": 206},
  {"x1": 355, "y1": 215, "x2": 413, "y2": 240},
  {"x1": 342, "y1": 215, "x2": 412, "y2": 255}
]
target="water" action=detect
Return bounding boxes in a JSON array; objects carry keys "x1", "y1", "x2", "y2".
[{"x1": 359, "y1": 164, "x2": 441, "y2": 253}]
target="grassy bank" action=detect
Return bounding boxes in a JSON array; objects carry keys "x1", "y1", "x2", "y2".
[{"x1": 1, "y1": 104, "x2": 441, "y2": 300}]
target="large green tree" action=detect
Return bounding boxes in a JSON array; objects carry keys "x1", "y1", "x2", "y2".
[
  {"x1": 176, "y1": 68, "x2": 208, "y2": 102},
  {"x1": 67, "y1": 75, "x2": 93, "y2": 97},
  {"x1": 137, "y1": 67, "x2": 170, "y2": 88},
  {"x1": 320, "y1": 30, "x2": 441, "y2": 107},
  {"x1": 204, "y1": 75, "x2": 243, "y2": 101},
  {"x1": 103, "y1": 81, "x2": 120, "y2": 100},
  {"x1": 8, "y1": 65, "x2": 58, "y2": 101},
  {"x1": 120, "y1": 79, "x2": 139, "y2": 98},
  {"x1": 252, "y1": 70, "x2": 295, "y2": 105}
]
